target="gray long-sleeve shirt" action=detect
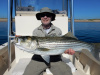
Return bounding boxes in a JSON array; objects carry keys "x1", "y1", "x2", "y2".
[{"x1": 32, "y1": 24, "x2": 62, "y2": 37}]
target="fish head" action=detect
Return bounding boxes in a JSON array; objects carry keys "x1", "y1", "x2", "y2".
[{"x1": 15, "y1": 36, "x2": 38, "y2": 50}]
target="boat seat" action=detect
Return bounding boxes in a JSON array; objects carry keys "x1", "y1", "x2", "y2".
[
  {"x1": 15, "y1": 16, "x2": 68, "y2": 36},
  {"x1": 13, "y1": 16, "x2": 76, "y2": 75}
]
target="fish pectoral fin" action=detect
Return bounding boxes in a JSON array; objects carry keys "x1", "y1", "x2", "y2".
[{"x1": 37, "y1": 48, "x2": 50, "y2": 51}]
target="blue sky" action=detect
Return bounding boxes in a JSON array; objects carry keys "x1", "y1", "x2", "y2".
[
  {"x1": 0, "y1": 0, "x2": 100, "y2": 19},
  {"x1": 74, "y1": 0, "x2": 100, "y2": 19}
]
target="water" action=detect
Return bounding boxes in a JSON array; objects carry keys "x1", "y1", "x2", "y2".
[
  {"x1": 74, "y1": 22, "x2": 100, "y2": 43},
  {"x1": 0, "y1": 22, "x2": 100, "y2": 45},
  {"x1": 0, "y1": 22, "x2": 15, "y2": 45}
]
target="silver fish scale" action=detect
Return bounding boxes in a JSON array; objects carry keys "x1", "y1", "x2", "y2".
[{"x1": 38, "y1": 40, "x2": 93, "y2": 52}]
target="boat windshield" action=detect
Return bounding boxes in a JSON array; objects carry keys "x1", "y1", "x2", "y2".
[{"x1": 16, "y1": 0, "x2": 68, "y2": 14}]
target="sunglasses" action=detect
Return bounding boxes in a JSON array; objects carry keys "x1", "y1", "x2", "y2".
[{"x1": 40, "y1": 13, "x2": 52, "y2": 17}]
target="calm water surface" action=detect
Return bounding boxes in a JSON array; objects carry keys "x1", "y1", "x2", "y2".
[
  {"x1": 0, "y1": 22, "x2": 15, "y2": 45},
  {"x1": 74, "y1": 22, "x2": 100, "y2": 43},
  {"x1": 0, "y1": 22, "x2": 100, "y2": 45}
]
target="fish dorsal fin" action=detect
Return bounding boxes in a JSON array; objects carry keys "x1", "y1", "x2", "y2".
[{"x1": 63, "y1": 31, "x2": 78, "y2": 39}]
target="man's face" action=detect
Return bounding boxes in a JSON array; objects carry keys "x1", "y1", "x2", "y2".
[{"x1": 40, "y1": 13, "x2": 52, "y2": 25}]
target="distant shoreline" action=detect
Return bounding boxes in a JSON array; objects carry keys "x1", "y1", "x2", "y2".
[
  {"x1": 0, "y1": 18, "x2": 100, "y2": 22},
  {"x1": 0, "y1": 18, "x2": 15, "y2": 22},
  {"x1": 74, "y1": 19, "x2": 100, "y2": 22}
]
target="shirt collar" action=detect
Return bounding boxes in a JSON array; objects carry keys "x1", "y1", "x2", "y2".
[{"x1": 38, "y1": 24, "x2": 55, "y2": 30}]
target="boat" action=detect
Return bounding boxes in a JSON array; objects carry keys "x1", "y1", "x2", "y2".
[{"x1": 0, "y1": 0, "x2": 100, "y2": 75}]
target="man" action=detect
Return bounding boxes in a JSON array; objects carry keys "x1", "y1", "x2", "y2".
[{"x1": 23, "y1": 7, "x2": 75, "y2": 75}]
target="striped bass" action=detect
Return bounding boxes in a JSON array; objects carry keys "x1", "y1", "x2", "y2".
[{"x1": 15, "y1": 35, "x2": 94, "y2": 55}]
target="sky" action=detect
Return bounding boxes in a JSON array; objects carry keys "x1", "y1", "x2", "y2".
[{"x1": 0, "y1": 0, "x2": 100, "y2": 19}]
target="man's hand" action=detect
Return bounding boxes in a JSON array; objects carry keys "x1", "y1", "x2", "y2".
[
  {"x1": 15, "y1": 35, "x2": 21, "y2": 37},
  {"x1": 64, "y1": 48, "x2": 75, "y2": 55}
]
